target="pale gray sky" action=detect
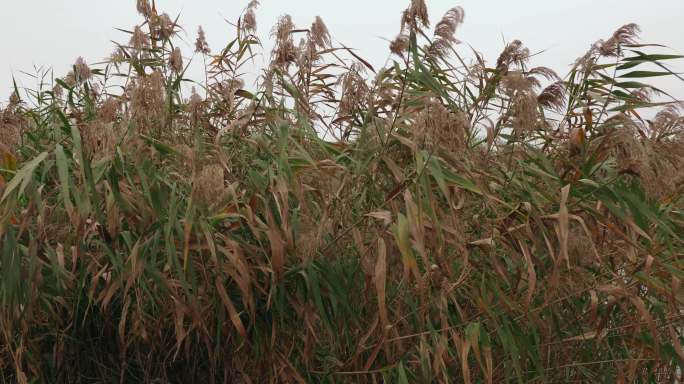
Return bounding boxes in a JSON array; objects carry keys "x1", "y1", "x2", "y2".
[{"x1": 2, "y1": 1, "x2": 683, "y2": 100}]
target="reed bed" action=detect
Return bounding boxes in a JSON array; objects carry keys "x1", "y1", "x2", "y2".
[{"x1": 1, "y1": 0, "x2": 683, "y2": 382}]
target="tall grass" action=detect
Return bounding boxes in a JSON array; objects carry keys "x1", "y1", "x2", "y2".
[{"x1": 1, "y1": 0, "x2": 683, "y2": 382}]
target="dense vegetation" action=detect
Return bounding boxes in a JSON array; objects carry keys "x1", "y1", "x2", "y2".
[{"x1": 1, "y1": 0, "x2": 683, "y2": 382}]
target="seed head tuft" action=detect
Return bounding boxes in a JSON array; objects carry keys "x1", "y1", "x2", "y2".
[{"x1": 195, "y1": 26, "x2": 211, "y2": 54}]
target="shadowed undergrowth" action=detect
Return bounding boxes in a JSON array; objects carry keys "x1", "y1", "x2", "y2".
[{"x1": 1, "y1": 0, "x2": 684, "y2": 382}]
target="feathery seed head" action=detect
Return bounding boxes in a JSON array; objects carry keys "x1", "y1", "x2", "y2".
[
  {"x1": 73, "y1": 57, "x2": 92, "y2": 83},
  {"x1": 136, "y1": 0, "x2": 152, "y2": 18},
  {"x1": 99, "y1": 97, "x2": 121, "y2": 123},
  {"x1": 243, "y1": 8, "x2": 257, "y2": 33},
  {"x1": 82, "y1": 120, "x2": 119, "y2": 160},
  {"x1": 512, "y1": 91, "x2": 538, "y2": 134},
  {"x1": 129, "y1": 70, "x2": 166, "y2": 134},
  {"x1": 64, "y1": 72, "x2": 77, "y2": 88},
  {"x1": 528, "y1": 66, "x2": 560, "y2": 82},
  {"x1": 390, "y1": 34, "x2": 410, "y2": 56},
  {"x1": 8, "y1": 91, "x2": 20, "y2": 107},
  {"x1": 537, "y1": 81, "x2": 567, "y2": 112},
  {"x1": 187, "y1": 87, "x2": 205, "y2": 124},
  {"x1": 310, "y1": 16, "x2": 331, "y2": 50},
  {"x1": 501, "y1": 71, "x2": 534, "y2": 95},
  {"x1": 599, "y1": 23, "x2": 640, "y2": 57},
  {"x1": 338, "y1": 63, "x2": 368, "y2": 118},
  {"x1": 0, "y1": 97, "x2": 23, "y2": 152},
  {"x1": 401, "y1": 0, "x2": 430, "y2": 32},
  {"x1": 496, "y1": 40, "x2": 529, "y2": 69},
  {"x1": 430, "y1": 6, "x2": 464, "y2": 56},
  {"x1": 273, "y1": 14, "x2": 294, "y2": 43},
  {"x1": 152, "y1": 13, "x2": 176, "y2": 40},
  {"x1": 243, "y1": 1, "x2": 259, "y2": 33},
  {"x1": 413, "y1": 99, "x2": 469, "y2": 154},
  {"x1": 130, "y1": 25, "x2": 150, "y2": 53},
  {"x1": 195, "y1": 26, "x2": 211, "y2": 54},
  {"x1": 52, "y1": 83, "x2": 63, "y2": 99},
  {"x1": 651, "y1": 103, "x2": 684, "y2": 137},
  {"x1": 271, "y1": 15, "x2": 297, "y2": 68},
  {"x1": 194, "y1": 163, "x2": 227, "y2": 207},
  {"x1": 169, "y1": 47, "x2": 183, "y2": 74},
  {"x1": 110, "y1": 48, "x2": 126, "y2": 64}
]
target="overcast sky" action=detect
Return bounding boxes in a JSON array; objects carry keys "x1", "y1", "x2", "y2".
[{"x1": 2, "y1": 0, "x2": 683, "y2": 101}]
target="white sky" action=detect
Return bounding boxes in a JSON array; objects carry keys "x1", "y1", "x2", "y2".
[{"x1": 2, "y1": 0, "x2": 683, "y2": 101}]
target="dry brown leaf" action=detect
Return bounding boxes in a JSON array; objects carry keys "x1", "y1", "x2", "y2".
[
  {"x1": 216, "y1": 278, "x2": 247, "y2": 338},
  {"x1": 558, "y1": 184, "x2": 570, "y2": 268},
  {"x1": 374, "y1": 238, "x2": 389, "y2": 328},
  {"x1": 267, "y1": 227, "x2": 285, "y2": 280},
  {"x1": 365, "y1": 210, "x2": 393, "y2": 226},
  {"x1": 519, "y1": 241, "x2": 537, "y2": 311}
]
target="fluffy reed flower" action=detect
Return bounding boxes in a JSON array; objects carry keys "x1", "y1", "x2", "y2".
[
  {"x1": 109, "y1": 48, "x2": 126, "y2": 64},
  {"x1": 271, "y1": 15, "x2": 297, "y2": 68},
  {"x1": 575, "y1": 24, "x2": 641, "y2": 69},
  {"x1": 605, "y1": 115, "x2": 676, "y2": 201},
  {"x1": 273, "y1": 14, "x2": 294, "y2": 42},
  {"x1": 194, "y1": 163, "x2": 227, "y2": 207},
  {"x1": 79, "y1": 90, "x2": 119, "y2": 158},
  {"x1": 528, "y1": 66, "x2": 560, "y2": 82},
  {"x1": 98, "y1": 97, "x2": 121, "y2": 123},
  {"x1": 630, "y1": 88, "x2": 653, "y2": 103},
  {"x1": 216, "y1": 78, "x2": 245, "y2": 106},
  {"x1": 512, "y1": 91, "x2": 538, "y2": 134},
  {"x1": 243, "y1": 10, "x2": 257, "y2": 33},
  {"x1": 243, "y1": 1, "x2": 259, "y2": 33},
  {"x1": 650, "y1": 103, "x2": 684, "y2": 138},
  {"x1": 537, "y1": 81, "x2": 567, "y2": 112},
  {"x1": 0, "y1": 96, "x2": 23, "y2": 153},
  {"x1": 81, "y1": 120, "x2": 119, "y2": 160},
  {"x1": 338, "y1": 64, "x2": 368, "y2": 118},
  {"x1": 130, "y1": 25, "x2": 150, "y2": 53},
  {"x1": 598, "y1": 23, "x2": 640, "y2": 57},
  {"x1": 169, "y1": 47, "x2": 183, "y2": 73},
  {"x1": 73, "y1": 57, "x2": 92, "y2": 83},
  {"x1": 187, "y1": 87, "x2": 205, "y2": 125},
  {"x1": 152, "y1": 13, "x2": 176, "y2": 40},
  {"x1": 63, "y1": 72, "x2": 77, "y2": 88},
  {"x1": 129, "y1": 70, "x2": 166, "y2": 134},
  {"x1": 195, "y1": 26, "x2": 210, "y2": 54},
  {"x1": 8, "y1": 91, "x2": 20, "y2": 107},
  {"x1": 136, "y1": 0, "x2": 152, "y2": 18},
  {"x1": 309, "y1": 16, "x2": 331, "y2": 50},
  {"x1": 430, "y1": 6, "x2": 464, "y2": 56},
  {"x1": 389, "y1": 34, "x2": 410, "y2": 56},
  {"x1": 501, "y1": 71, "x2": 534, "y2": 95},
  {"x1": 496, "y1": 40, "x2": 529, "y2": 70},
  {"x1": 52, "y1": 83, "x2": 63, "y2": 99},
  {"x1": 401, "y1": 0, "x2": 430, "y2": 32},
  {"x1": 413, "y1": 99, "x2": 469, "y2": 154}
]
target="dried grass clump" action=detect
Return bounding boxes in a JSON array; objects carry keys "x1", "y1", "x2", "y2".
[{"x1": 1, "y1": 1, "x2": 683, "y2": 383}]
